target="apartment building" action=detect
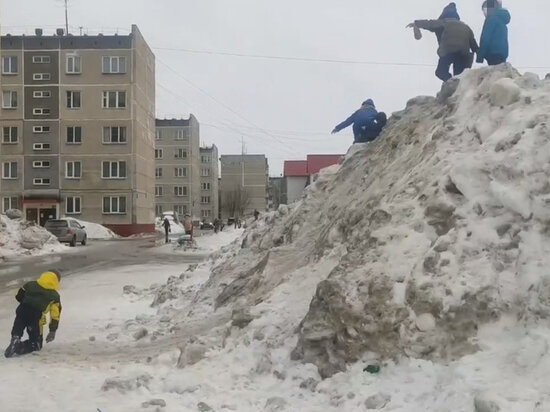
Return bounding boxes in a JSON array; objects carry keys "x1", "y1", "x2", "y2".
[
  {"x1": 0, "y1": 25, "x2": 156, "y2": 236},
  {"x1": 154, "y1": 116, "x2": 200, "y2": 219},
  {"x1": 220, "y1": 154, "x2": 268, "y2": 220},
  {"x1": 199, "y1": 145, "x2": 219, "y2": 222}
]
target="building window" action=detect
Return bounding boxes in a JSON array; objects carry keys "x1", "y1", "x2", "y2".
[
  {"x1": 103, "y1": 196, "x2": 126, "y2": 214},
  {"x1": 67, "y1": 91, "x2": 81, "y2": 109},
  {"x1": 2, "y1": 196, "x2": 18, "y2": 212},
  {"x1": 33, "y1": 178, "x2": 51, "y2": 186},
  {"x1": 33, "y1": 125, "x2": 51, "y2": 133},
  {"x1": 2, "y1": 56, "x2": 18, "y2": 74},
  {"x1": 176, "y1": 129, "x2": 186, "y2": 140},
  {"x1": 33, "y1": 90, "x2": 51, "y2": 98},
  {"x1": 67, "y1": 126, "x2": 82, "y2": 144},
  {"x1": 155, "y1": 149, "x2": 163, "y2": 159},
  {"x1": 201, "y1": 196, "x2": 211, "y2": 204},
  {"x1": 2, "y1": 127, "x2": 17, "y2": 144},
  {"x1": 156, "y1": 130, "x2": 161, "y2": 140},
  {"x1": 201, "y1": 182, "x2": 211, "y2": 190},
  {"x1": 155, "y1": 186, "x2": 163, "y2": 197},
  {"x1": 66, "y1": 196, "x2": 81, "y2": 214},
  {"x1": 66, "y1": 55, "x2": 81, "y2": 74},
  {"x1": 103, "y1": 126, "x2": 127, "y2": 144},
  {"x1": 201, "y1": 210, "x2": 212, "y2": 218},
  {"x1": 32, "y1": 55, "x2": 51, "y2": 64},
  {"x1": 102, "y1": 56, "x2": 127, "y2": 74},
  {"x1": 174, "y1": 186, "x2": 187, "y2": 197},
  {"x1": 102, "y1": 91, "x2": 126, "y2": 108},
  {"x1": 65, "y1": 161, "x2": 82, "y2": 179},
  {"x1": 33, "y1": 108, "x2": 50, "y2": 115},
  {"x1": 155, "y1": 167, "x2": 163, "y2": 178},
  {"x1": 174, "y1": 205, "x2": 187, "y2": 215},
  {"x1": 201, "y1": 155, "x2": 211, "y2": 163},
  {"x1": 2, "y1": 91, "x2": 17, "y2": 109},
  {"x1": 155, "y1": 205, "x2": 163, "y2": 216},
  {"x1": 174, "y1": 167, "x2": 186, "y2": 178},
  {"x1": 33, "y1": 143, "x2": 51, "y2": 151},
  {"x1": 2, "y1": 162, "x2": 17, "y2": 179},
  {"x1": 32, "y1": 160, "x2": 50, "y2": 168},
  {"x1": 201, "y1": 168, "x2": 210, "y2": 177},
  {"x1": 175, "y1": 148, "x2": 187, "y2": 159},
  {"x1": 102, "y1": 161, "x2": 126, "y2": 179},
  {"x1": 33, "y1": 73, "x2": 51, "y2": 81}
]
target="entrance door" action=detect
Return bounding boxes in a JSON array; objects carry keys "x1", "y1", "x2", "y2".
[
  {"x1": 39, "y1": 207, "x2": 57, "y2": 226},
  {"x1": 26, "y1": 208, "x2": 38, "y2": 224}
]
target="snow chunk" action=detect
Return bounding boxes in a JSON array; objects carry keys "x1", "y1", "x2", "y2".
[{"x1": 490, "y1": 78, "x2": 521, "y2": 106}]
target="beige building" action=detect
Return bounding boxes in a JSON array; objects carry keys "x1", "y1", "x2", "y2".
[
  {"x1": 199, "y1": 145, "x2": 219, "y2": 222},
  {"x1": 0, "y1": 26, "x2": 156, "y2": 236},
  {"x1": 220, "y1": 154, "x2": 268, "y2": 220}
]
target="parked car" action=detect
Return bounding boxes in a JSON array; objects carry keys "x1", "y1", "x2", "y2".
[
  {"x1": 44, "y1": 219, "x2": 87, "y2": 247},
  {"x1": 200, "y1": 221, "x2": 215, "y2": 230}
]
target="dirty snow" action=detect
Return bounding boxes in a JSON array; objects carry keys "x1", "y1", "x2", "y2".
[{"x1": 67, "y1": 218, "x2": 118, "y2": 240}]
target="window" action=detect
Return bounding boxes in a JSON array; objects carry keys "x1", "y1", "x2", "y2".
[
  {"x1": 102, "y1": 161, "x2": 127, "y2": 179},
  {"x1": 155, "y1": 130, "x2": 161, "y2": 140},
  {"x1": 176, "y1": 129, "x2": 186, "y2": 140},
  {"x1": 2, "y1": 127, "x2": 17, "y2": 144},
  {"x1": 66, "y1": 55, "x2": 81, "y2": 74},
  {"x1": 201, "y1": 155, "x2": 211, "y2": 163},
  {"x1": 174, "y1": 186, "x2": 187, "y2": 197},
  {"x1": 33, "y1": 143, "x2": 51, "y2": 151},
  {"x1": 174, "y1": 205, "x2": 187, "y2": 215},
  {"x1": 201, "y1": 182, "x2": 211, "y2": 191},
  {"x1": 67, "y1": 126, "x2": 82, "y2": 144},
  {"x1": 155, "y1": 167, "x2": 163, "y2": 178},
  {"x1": 201, "y1": 210, "x2": 212, "y2": 218},
  {"x1": 33, "y1": 125, "x2": 51, "y2": 133},
  {"x1": 102, "y1": 91, "x2": 126, "y2": 108},
  {"x1": 67, "y1": 91, "x2": 81, "y2": 109},
  {"x1": 103, "y1": 126, "x2": 127, "y2": 144},
  {"x1": 103, "y1": 196, "x2": 126, "y2": 214},
  {"x1": 2, "y1": 162, "x2": 17, "y2": 179},
  {"x1": 201, "y1": 168, "x2": 210, "y2": 177},
  {"x1": 174, "y1": 167, "x2": 186, "y2": 178},
  {"x1": 155, "y1": 186, "x2": 163, "y2": 197},
  {"x1": 33, "y1": 56, "x2": 51, "y2": 64},
  {"x1": 66, "y1": 196, "x2": 81, "y2": 214},
  {"x1": 155, "y1": 149, "x2": 163, "y2": 159},
  {"x1": 201, "y1": 196, "x2": 211, "y2": 204},
  {"x1": 32, "y1": 160, "x2": 50, "y2": 168},
  {"x1": 175, "y1": 148, "x2": 187, "y2": 159},
  {"x1": 155, "y1": 205, "x2": 163, "y2": 216},
  {"x1": 33, "y1": 108, "x2": 50, "y2": 115},
  {"x1": 2, "y1": 56, "x2": 18, "y2": 74},
  {"x1": 33, "y1": 178, "x2": 50, "y2": 186},
  {"x1": 65, "y1": 161, "x2": 82, "y2": 179},
  {"x1": 2, "y1": 91, "x2": 17, "y2": 109},
  {"x1": 2, "y1": 197, "x2": 18, "y2": 212},
  {"x1": 102, "y1": 56, "x2": 127, "y2": 74},
  {"x1": 33, "y1": 73, "x2": 51, "y2": 81},
  {"x1": 33, "y1": 90, "x2": 51, "y2": 98}
]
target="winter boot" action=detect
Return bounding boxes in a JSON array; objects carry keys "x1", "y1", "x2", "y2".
[{"x1": 4, "y1": 336, "x2": 21, "y2": 358}]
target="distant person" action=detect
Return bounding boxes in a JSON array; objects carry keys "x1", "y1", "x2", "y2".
[
  {"x1": 331, "y1": 99, "x2": 379, "y2": 143},
  {"x1": 213, "y1": 218, "x2": 220, "y2": 234},
  {"x1": 183, "y1": 214, "x2": 194, "y2": 240},
  {"x1": 5, "y1": 270, "x2": 61, "y2": 358},
  {"x1": 254, "y1": 209, "x2": 260, "y2": 221},
  {"x1": 162, "y1": 217, "x2": 171, "y2": 244},
  {"x1": 356, "y1": 112, "x2": 388, "y2": 143},
  {"x1": 408, "y1": 3, "x2": 479, "y2": 81},
  {"x1": 477, "y1": 0, "x2": 510, "y2": 66}
]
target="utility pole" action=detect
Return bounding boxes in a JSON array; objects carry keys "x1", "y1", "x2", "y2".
[
  {"x1": 64, "y1": 0, "x2": 69, "y2": 35},
  {"x1": 241, "y1": 137, "x2": 245, "y2": 187}
]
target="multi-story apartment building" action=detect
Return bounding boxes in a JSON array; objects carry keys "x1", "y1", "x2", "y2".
[
  {"x1": 0, "y1": 25, "x2": 156, "y2": 236},
  {"x1": 199, "y1": 145, "x2": 219, "y2": 222},
  {"x1": 220, "y1": 154, "x2": 268, "y2": 220},
  {"x1": 154, "y1": 116, "x2": 200, "y2": 219}
]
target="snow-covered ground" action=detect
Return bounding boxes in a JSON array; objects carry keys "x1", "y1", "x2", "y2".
[{"x1": 155, "y1": 227, "x2": 245, "y2": 255}]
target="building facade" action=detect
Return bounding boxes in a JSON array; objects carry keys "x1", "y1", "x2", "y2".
[
  {"x1": 199, "y1": 145, "x2": 219, "y2": 222},
  {"x1": 154, "y1": 116, "x2": 200, "y2": 219},
  {"x1": 220, "y1": 154, "x2": 268, "y2": 220},
  {"x1": 0, "y1": 25, "x2": 156, "y2": 236}
]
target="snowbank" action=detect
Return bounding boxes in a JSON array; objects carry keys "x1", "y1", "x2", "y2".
[{"x1": 68, "y1": 218, "x2": 118, "y2": 240}]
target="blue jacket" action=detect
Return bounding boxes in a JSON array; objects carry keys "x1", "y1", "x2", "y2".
[
  {"x1": 334, "y1": 104, "x2": 378, "y2": 139},
  {"x1": 477, "y1": 8, "x2": 510, "y2": 62}
]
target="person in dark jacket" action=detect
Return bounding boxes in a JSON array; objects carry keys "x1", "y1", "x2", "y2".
[
  {"x1": 4, "y1": 270, "x2": 62, "y2": 358},
  {"x1": 356, "y1": 112, "x2": 387, "y2": 143},
  {"x1": 477, "y1": 1, "x2": 510, "y2": 65},
  {"x1": 162, "y1": 217, "x2": 171, "y2": 243},
  {"x1": 254, "y1": 209, "x2": 260, "y2": 221},
  {"x1": 332, "y1": 99, "x2": 378, "y2": 142},
  {"x1": 409, "y1": 3, "x2": 479, "y2": 81}
]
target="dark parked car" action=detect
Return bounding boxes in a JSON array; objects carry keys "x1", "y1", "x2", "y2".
[
  {"x1": 44, "y1": 219, "x2": 87, "y2": 247},
  {"x1": 200, "y1": 221, "x2": 215, "y2": 230}
]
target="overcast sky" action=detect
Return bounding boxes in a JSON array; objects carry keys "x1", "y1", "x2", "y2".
[{"x1": 2, "y1": 0, "x2": 549, "y2": 175}]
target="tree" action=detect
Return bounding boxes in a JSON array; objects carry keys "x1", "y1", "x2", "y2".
[{"x1": 223, "y1": 186, "x2": 251, "y2": 217}]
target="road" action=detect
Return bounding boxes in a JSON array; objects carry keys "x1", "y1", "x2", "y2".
[{"x1": 0, "y1": 237, "x2": 209, "y2": 289}]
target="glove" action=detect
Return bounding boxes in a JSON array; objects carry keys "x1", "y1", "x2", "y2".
[
  {"x1": 46, "y1": 331, "x2": 56, "y2": 343},
  {"x1": 331, "y1": 128, "x2": 338, "y2": 134}
]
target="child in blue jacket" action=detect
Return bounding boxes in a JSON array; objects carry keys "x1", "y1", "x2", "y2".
[{"x1": 477, "y1": 0, "x2": 511, "y2": 65}]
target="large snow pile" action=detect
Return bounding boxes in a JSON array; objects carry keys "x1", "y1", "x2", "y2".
[
  {"x1": 68, "y1": 218, "x2": 118, "y2": 240},
  {"x1": 0, "y1": 213, "x2": 66, "y2": 259}
]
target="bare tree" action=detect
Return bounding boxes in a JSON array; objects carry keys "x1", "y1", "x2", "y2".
[{"x1": 223, "y1": 186, "x2": 251, "y2": 217}]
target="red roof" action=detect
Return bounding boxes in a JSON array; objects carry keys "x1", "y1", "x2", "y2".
[
  {"x1": 306, "y1": 154, "x2": 343, "y2": 176},
  {"x1": 284, "y1": 160, "x2": 308, "y2": 177}
]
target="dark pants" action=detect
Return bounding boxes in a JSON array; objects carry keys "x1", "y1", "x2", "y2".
[
  {"x1": 11, "y1": 304, "x2": 42, "y2": 353},
  {"x1": 436, "y1": 52, "x2": 472, "y2": 82},
  {"x1": 486, "y1": 54, "x2": 506, "y2": 66},
  {"x1": 164, "y1": 228, "x2": 169, "y2": 243}
]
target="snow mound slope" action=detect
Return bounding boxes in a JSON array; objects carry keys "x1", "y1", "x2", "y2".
[{"x1": 68, "y1": 218, "x2": 118, "y2": 240}]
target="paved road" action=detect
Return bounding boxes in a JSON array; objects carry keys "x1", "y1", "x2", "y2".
[{"x1": 0, "y1": 237, "x2": 209, "y2": 289}]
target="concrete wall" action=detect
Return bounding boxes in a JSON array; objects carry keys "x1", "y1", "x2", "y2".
[{"x1": 286, "y1": 176, "x2": 308, "y2": 204}]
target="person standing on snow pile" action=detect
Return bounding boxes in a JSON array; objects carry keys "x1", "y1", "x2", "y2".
[
  {"x1": 477, "y1": 0, "x2": 510, "y2": 66},
  {"x1": 357, "y1": 112, "x2": 387, "y2": 143},
  {"x1": 254, "y1": 209, "x2": 260, "y2": 221},
  {"x1": 408, "y1": 3, "x2": 479, "y2": 82},
  {"x1": 162, "y1": 217, "x2": 171, "y2": 244},
  {"x1": 5, "y1": 270, "x2": 62, "y2": 358},
  {"x1": 331, "y1": 99, "x2": 380, "y2": 143}
]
